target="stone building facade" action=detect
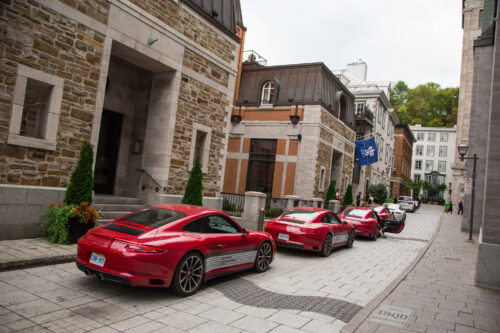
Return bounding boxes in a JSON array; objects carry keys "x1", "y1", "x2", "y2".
[
  {"x1": 223, "y1": 60, "x2": 356, "y2": 204},
  {"x1": 0, "y1": 0, "x2": 244, "y2": 239},
  {"x1": 391, "y1": 125, "x2": 415, "y2": 198}
]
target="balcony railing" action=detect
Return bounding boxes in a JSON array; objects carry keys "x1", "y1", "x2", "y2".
[{"x1": 355, "y1": 107, "x2": 374, "y2": 121}]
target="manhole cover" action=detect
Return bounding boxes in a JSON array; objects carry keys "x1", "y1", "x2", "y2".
[{"x1": 368, "y1": 304, "x2": 415, "y2": 328}]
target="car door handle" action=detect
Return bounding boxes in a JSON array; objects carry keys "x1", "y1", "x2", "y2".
[{"x1": 217, "y1": 244, "x2": 226, "y2": 248}]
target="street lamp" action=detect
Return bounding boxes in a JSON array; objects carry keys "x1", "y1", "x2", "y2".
[{"x1": 457, "y1": 142, "x2": 479, "y2": 242}]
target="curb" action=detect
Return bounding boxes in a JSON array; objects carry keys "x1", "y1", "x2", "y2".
[
  {"x1": 341, "y1": 213, "x2": 445, "y2": 333},
  {"x1": 0, "y1": 254, "x2": 75, "y2": 272}
]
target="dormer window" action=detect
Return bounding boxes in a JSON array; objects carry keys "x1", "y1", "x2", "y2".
[{"x1": 260, "y1": 81, "x2": 275, "y2": 106}]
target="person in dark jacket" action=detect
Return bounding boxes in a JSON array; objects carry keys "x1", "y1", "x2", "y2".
[
  {"x1": 356, "y1": 192, "x2": 361, "y2": 206},
  {"x1": 458, "y1": 200, "x2": 464, "y2": 215},
  {"x1": 447, "y1": 201, "x2": 453, "y2": 214}
]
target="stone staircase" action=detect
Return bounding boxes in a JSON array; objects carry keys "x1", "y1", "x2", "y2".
[{"x1": 93, "y1": 195, "x2": 147, "y2": 224}]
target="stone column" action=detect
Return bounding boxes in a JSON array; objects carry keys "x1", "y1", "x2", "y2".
[
  {"x1": 328, "y1": 200, "x2": 341, "y2": 213},
  {"x1": 312, "y1": 198, "x2": 324, "y2": 208},
  {"x1": 284, "y1": 195, "x2": 301, "y2": 210},
  {"x1": 241, "y1": 191, "x2": 267, "y2": 230}
]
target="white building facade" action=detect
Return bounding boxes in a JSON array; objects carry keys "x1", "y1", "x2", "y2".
[{"x1": 410, "y1": 125, "x2": 457, "y2": 201}]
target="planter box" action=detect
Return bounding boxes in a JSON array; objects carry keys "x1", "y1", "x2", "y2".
[{"x1": 68, "y1": 217, "x2": 94, "y2": 244}]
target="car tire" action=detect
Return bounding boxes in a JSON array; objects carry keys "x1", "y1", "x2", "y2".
[
  {"x1": 319, "y1": 233, "x2": 332, "y2": 257},
  {"x1": 345, "y1": 230, "x2": 355, "y2": 248},
  {"x1": 171, "y1": 252, "x2": 204, "y2": 297},
  {"x1": 254, "y1": 241, "x2": 273, "y2": 273},
  {"x1": 371, "y1": 226, "x2": 379, "y2": 241}
]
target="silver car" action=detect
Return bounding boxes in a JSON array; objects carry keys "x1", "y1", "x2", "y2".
[
  {"x1": 398, "y1": 196, "x2": 415, "y2": 212},
  {"x1": 386, "y1": 203, "x2": 406, "y2": 221}
]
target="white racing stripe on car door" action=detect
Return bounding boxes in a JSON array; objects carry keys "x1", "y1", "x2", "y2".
[
  {"x1": 332, "y1": 234, "x2": 348, "y2": 244},
  {"x1": 205, "y1": 250, "x2": 257, "y2": 273}
]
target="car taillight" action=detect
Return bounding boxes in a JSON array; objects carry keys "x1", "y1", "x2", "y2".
[
  {"x1": 266, "y1": 222, "x2": 274, "y2": 226},
  {"x1": 125, "y1": 243, "x2": 166, "y2": 253},
  {"x1": 299, "y1": 228, "x2": 319, "y2": 234}
]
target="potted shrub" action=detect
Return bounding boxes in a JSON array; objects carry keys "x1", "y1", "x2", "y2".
[
  {"x1": 42, "y1": 141, "x2": 100, "y2": 244},
  {"x1": 182, "y1": 157, "x2": 203, "y2": 206}
]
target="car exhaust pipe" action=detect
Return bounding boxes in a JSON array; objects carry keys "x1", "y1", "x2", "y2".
[
  {"x1": 97, "y1": 273, "x2": 104, "y2": 281},
  {"x1": 84, "y1": 269, "x2": 91, "y2": 276}
]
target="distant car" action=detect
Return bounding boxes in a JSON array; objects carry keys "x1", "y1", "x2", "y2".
[
  {"x1": 264, "y1": 207, "x2": 355, "y2": 257},
  {"x1": 398, "y1": 196, "x2": 415, "y2": 212},
  {"x1": 385, "y1": 203, "x2": 406, "y2": 221},
  {"x1": 340, "y1": 206, "x2": 406, "y2": 240},
  {"x1": 76, "y1": 204, "x2": 275, "y2": 296},
  {"x1": 364, "y1": 204, "x2": 393, "y2": 220}
]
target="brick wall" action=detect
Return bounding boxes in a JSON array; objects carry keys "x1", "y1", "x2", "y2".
[{"x1": 0, "y1": 0, "x2": 105, "y2": 187}]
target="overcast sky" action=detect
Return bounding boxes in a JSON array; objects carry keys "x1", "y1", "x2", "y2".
[{"x1": 240, "y1": 0, "x2": 463, "y2": 89}]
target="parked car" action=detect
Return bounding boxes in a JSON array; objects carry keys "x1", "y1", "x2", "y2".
[
  {"x1": 264, "y1": 207, "x2": 355, "y2": 257},
  {"x1": 339, "y1": 206, "x2": 406, "y2": 240},
  {"x1": 364, "y1": 204, "x2": 394, "y2": 220},
  {"x1": 385, "y1": 203, "x2": 406, "y2": 221},
  {"x1": 76, "y1": 204, "x2": 275, "y2": 296},
  {"x1": 398, "y1": 196, "x2": 415, "y2": 212}
]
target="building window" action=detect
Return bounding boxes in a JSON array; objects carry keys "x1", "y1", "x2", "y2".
[
  {"x1": 440, "y1": 133, "x2": 448, "y2": 142},
  {"x1": 247, "y1": 139, "x2": 277, "y2": 194},
  {"x1": 425, "y1": 174, "x2": 432, "y2": 183},
  {"x1": 415, "y1": 160, "x2": 422, "y2": 170},
  {"x1": 439, "y1": 146, "x2": 447, "y2": 157},
  {"x1": 355, "y1": 102, "x2": 365, "y2": 116},
  {"x1": 381, "y1": 112, "x2": 385, "y2": 129},
  {"x1": 319, "y1": 167, "x2": 326, "y2": 192},
  {"x1": 416, "y1": 145, "x2": 424, "y2": 156},
  {"x1": 260, "y1": 81, "x2": 275, "y2": 105},
  {"x1": 428, "y1": 132, "x2": 436, "y2": 141},
  {"x1": 416, "y1": 132, "x2": 425, "y2": 141},
  {"x1": 438, "y1": 161, "x2": 446, "y2": 172},
  {"x1": 414, "y1": 174, "x2": 421, "y2": 181},
  {"x1": 8, "y1": 65, "x2": 64, "y2": 151},
  {"x1": 425, "y1": 160, "x2": 434, "y2": 171},
  {"x1": 426, "y1": 145, "x2": 435, "y2": 156},
  {"x1": 189, "y1": 123, "x2": 212, "y2": 173}
]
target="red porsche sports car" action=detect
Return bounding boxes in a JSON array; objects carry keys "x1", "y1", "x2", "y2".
[
  {"x1": 76, "y1": 204, "x2": 275, "y2": 296},
  {"x1": 340, "y1": 206, "x2": 405, "y2": 240},
  {"x1": 264, "y1": 207, "x2": 355, "y2": 257},
  {"x1": 364, "y1": 204, "x2": 393, "y2": 220}
]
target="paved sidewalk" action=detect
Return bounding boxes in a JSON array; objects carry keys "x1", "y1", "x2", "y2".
[
  {"x1": 344, "y1": 212, "x2": 500, "y2": 332},
  {"x1": 0, "y1": 239, "x2": 75, "y2": 271}
]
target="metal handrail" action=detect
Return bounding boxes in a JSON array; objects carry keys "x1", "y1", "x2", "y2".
[{"x1": 136, "y1": 168, "x2": 167, "y2": 192}]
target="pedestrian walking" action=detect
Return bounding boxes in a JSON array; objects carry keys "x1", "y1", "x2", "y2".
[
  {"x1": 368, "y1": 193, "x2": 374, "y2": 204},
  {"x1": 336, "y1": 189, "x2": 341, "y2": 201},
  {"x1": 393, "y1": 194, "x2": 398, "y2": 203},
  {"x1": 356, "y1": 192, "x2": 361, "y2": 206},
  {"x1": 458, "y1": 200, "x2": 464, "y2": 215},
  {"x1": 447, "y1": 201, "x2": 453, "y2": 214}
]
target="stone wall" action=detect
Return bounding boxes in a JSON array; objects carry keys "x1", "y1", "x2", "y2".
[
  {"x1": 0, "y1": 0, "x2": 104, "y2": 187},
  {"x1": 60, "y1": 0, "x2": 110, "y2": 24},
  {"x1": 320, "y1": 128, "x2": 333, "y2": 143},
  {"x1": 321, "y1": 110, "x2": 356, "y2": 142},
  {"x1": 129, "y1": 0, "x2": 236, "y2": 63},
  {"x1": 167, "y1": 74, "x2": 229, "y2": 196},
  {"x1": 183, "y1": 48, "x2": 229, "y2": 87},
  {"x1": 342, "y1": 155, "x2": 354, "y2": 191},
  {"x1": 314, "y1": 142, "x2": 332, "y2": 198}
]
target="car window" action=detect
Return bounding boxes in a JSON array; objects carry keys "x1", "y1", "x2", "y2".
[
  {"x1": 207, "y1": 215, "x2": 241, "y2": 234},
  {"x1": 371, "y1": 212, "x2": 378, "y2": 219},
  {"x1": 343, "y1": 208, "x2": 368, "y2": 219},
  {"x1": 329, "y1": 213, "x2": 343, "y2": 225},
  {"x1": 373, "y1": 206, "x2": 384, "y2": 213},
  {"x1": 321, "y1": 214, "x2": 332, "y2": 224},
  {"x1": 279, "y1": 209, "x2": 323, "y2": 224},
  {"x1": 122, "y1": 208, "x2": 187, "y2": 228},
  {"x1": 183, "y1": 217, "x2": 211, "y2": 233}
]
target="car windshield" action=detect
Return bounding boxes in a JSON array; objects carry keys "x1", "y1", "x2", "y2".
[
  {"x1": 399, "y1": 196, "x2": 412, "y2": 202},
  {"x1": 388, "y1": 204, "x2": 400, "y2": 210},
  {"x1": 343, "y1": 208, "x2": 368, "y2": 219},
  {"x1": 121, "y1": 208, "x2": 187, "y2": 228},
  {"x1": 373, "y1": 206, "x2": 384, "y2": 213},
  {"x1": 279, "y1": 209, "x2": 323, "y2": 224}
]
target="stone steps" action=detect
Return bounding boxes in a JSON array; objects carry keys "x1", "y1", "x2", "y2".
[{"x1": 94, "y1": 195, "x2": 146, "y2": 224}]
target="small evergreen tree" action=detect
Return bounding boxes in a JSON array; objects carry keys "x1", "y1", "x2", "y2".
[
  {"x1": 367, "y1": 184, "x2": 388, "y2": 204},
  {"x1": 182, "y1": 157, "x2": 203, "y2": 206},
  {"x1": 343, "y1": 184, "x2": 353, "y2": 206},
  {"x1": 325, "y1": 180, "x2": 336, "y2": 202},
  {"x1": 64, "y1": 141, "x2": 94, "y2": 205}
]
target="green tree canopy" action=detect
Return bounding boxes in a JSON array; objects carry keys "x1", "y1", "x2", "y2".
[
  {"x1": 64, "y1": 141, "x2": 94, "y2": 205},
  {"x1": 391, "y1": 81, "x2": 458, "y2": 128}
]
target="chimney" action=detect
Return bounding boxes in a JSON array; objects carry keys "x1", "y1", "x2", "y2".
[{"x1": 347, "y1": 60, "x2": 367, "y2": 81}]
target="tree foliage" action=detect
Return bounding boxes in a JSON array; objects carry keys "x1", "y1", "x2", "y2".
[
  {"x1": 64, "y1": 141, "x2": 94, "y2": 205},
  {"x1": 182, "y1": 157, "x2": 203, "y2": 206},
  {"x1": 343, "y1": 184, "x2": 353, "y2": 206},
  {"x1": 367, "y1": 184, "x2": 388, "y2": 204},
  {"x1": 325, "y1": 180, "x2": 336, "y2": 202},
  {"x1": 390, "y1": 81, "x2": 458, "y2": 128}
]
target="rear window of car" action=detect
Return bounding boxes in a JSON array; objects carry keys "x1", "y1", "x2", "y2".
[
  {"x1": 343, "y1": 208, "x2": 369, "y2": 219},
  {"x1": 373, "y1": 206, "x2": 384, "y2": 213},
  {"x1": 399, "y1": 197, "x2": 412, "y2": 202},
  {"x1": 388, "y1": 204, "x2": 400, "y2": 210},
  {"x1": 279, "y1": 209, "x2": 323, "y2": 224},
  {"x1": 121, "y1": 208, "x2": 187, "y2": 228}
]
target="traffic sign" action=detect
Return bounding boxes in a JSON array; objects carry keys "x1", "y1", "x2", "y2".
[
  {"x1": 465, "y1": 177, "x2": 472, "y2": 185},
  {"x1": 465, "y1": 183, "x2": 472, "y2": 194}
]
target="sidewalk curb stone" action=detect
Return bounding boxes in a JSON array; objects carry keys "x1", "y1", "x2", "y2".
[{"x1": 340, "y1": 213, "x2": 445, "y2": 333}]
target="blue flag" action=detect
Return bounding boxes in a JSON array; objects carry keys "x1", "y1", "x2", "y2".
[{"x1": 355, "y1": 137, "x2": 378, "y2": 166}]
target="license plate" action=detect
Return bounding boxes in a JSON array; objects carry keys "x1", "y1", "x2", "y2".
[
  {"x1": 89, "y1": 252, "x2": 106, "y2": 267},
  {"x1": 278, "y1": 233, "x2": 289, "y2": 241}
]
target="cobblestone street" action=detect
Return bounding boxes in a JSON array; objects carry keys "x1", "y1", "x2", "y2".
[{"x1": 0, "y1": 205, "x2": 443, "y2": 332}]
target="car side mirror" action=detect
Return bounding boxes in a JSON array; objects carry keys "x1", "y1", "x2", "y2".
[{"x1": 242, "y1": 228, "x2": 248, "y2": 236}]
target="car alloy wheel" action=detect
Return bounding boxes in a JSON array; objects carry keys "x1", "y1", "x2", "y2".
[
  {"x1": 172, "y1": 253, "x2": 204, "y2": 296},
  {"x1": 254, "y1": 241, "x2": 272, "y2": 272},
  {"x1": 346, "y1": 230, "x2": 354, "y2": 248},
  {"x1": 371, "y1": 226, "x2": 379, "y2": 241},
  {"x1": 320, "y1": 234, "x2": 332, "y2": 257}
]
